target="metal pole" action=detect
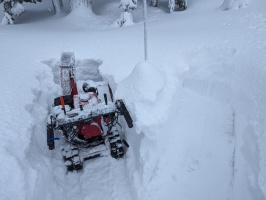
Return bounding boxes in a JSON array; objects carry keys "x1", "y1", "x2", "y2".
[{"x1": 143, "y1": 0, "x2": 148, "y2": 61}]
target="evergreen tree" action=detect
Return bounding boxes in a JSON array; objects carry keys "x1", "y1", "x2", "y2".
[
  {"x1": 120, "y1": 0, "x2": 137, "y2": 12},
  {"x1": 70, "y1": 0, "x2": 92, "y2": 12},
  {"x1": 150, "y1": 0, "x2": 158, "y2": 7},
  {"x1": 2, "y1": 0, "x2": 13, "y2": 25},
  {"x1": 115, "y1": 0, "x2": 136, "y2": 27},
  {"x1": 52, "y1": 0, "x2": 63, "y2": 15}
]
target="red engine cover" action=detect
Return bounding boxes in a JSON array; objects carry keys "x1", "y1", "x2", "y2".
[{"x1": 80, "y1": 117, "x2": 102, "y2": 139}]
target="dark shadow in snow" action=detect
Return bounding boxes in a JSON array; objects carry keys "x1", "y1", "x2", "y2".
[
  {"x1": 15, "y1": 10, "x2": 55, "y2": 24},
  {"x1": 92, "y1": 0, "x2": 120, "y2": 16}
]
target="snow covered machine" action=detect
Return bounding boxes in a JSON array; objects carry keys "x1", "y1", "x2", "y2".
[{"x1": 47, "y1": 52, "x2": 133, "y2": 171}]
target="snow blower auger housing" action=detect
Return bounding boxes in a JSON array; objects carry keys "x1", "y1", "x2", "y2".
[{"x1": 47, "y1": 52, "x2": 133, "y2": 172}]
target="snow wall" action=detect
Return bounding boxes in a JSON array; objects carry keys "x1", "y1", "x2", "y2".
[
  {"x1": 0, "y1": 59, "x2": 59, "y2": 200},
  {"x1": 116, "y1": 45, "x2": 266, "y2": 200}
]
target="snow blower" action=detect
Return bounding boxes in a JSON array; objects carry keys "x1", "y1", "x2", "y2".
[{"x1": 47, "y1": 52, "x2": 133, "y2": 172}]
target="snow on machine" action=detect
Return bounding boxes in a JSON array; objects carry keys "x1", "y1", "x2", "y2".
[{"x1": 46, "y1": 52, "x2": 133, "y2": 171}]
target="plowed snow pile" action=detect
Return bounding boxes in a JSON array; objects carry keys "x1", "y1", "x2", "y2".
[{"x1": 0, "y1": 0, "x2": 266, "y2": 200}]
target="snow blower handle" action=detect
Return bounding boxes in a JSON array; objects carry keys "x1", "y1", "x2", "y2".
[
  {"x1": 60, "y1": 96, "x2": 66, "y2": 115},
  {"x1": 47, "y1": 115, "x2": 56, "y2": 150},
  {"x1": 104, "y1": 93, "x2": 108, "y2": 105},
  {"x1": 116, "y1": 100, "x2": 133, "y2": 128}
]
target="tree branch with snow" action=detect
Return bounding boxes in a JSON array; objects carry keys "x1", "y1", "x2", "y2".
[{"x1": 1, "y1": 0, "x2": 42, "y2": 25}]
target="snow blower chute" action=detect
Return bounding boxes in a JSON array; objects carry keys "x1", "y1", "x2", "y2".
[{"x1": 46, "y1": 52, "x2": 133, "y2": 172}]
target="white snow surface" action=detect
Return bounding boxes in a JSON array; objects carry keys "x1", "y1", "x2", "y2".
[{"x1": 0, "y1": 0, "x2": 266, "y2": 200}]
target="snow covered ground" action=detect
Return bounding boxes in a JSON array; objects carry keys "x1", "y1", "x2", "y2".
[{"x1": 0, "y1": 0, "x2": 266, "y2": 200}]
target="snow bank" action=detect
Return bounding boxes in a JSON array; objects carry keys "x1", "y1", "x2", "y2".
[
  {"x1": 116, "y1": 61, "x2": 169, "y2": 136},
  {"x1": 117, "y1": 44, "x2": 264, "y2": 200},
  {"x1": 0, "y1": 58, "x2": 58, "y2": 200},
  {"x1": 116, "y1": 60, "x2": 187, "y2": 199},
  {"x1": 230, "y1": 45, "x2": 266, "y2": 200}
]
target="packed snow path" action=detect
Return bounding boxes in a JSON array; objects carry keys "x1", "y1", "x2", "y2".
[{"x1": 51, "y1": 154, "x2": 133, "y2": 200}]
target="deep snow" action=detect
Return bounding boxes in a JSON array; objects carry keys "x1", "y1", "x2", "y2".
[{"x1": 0, "y1": 0, "x2": 266, "y2": 200}]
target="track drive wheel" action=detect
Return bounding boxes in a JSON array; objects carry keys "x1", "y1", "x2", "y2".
[
  {"x1": 62, "y1": 146, "x2": 83, "y2": 172},
  {"x1": 108, "y1": 130, "x2": 125, "y2": 159}
]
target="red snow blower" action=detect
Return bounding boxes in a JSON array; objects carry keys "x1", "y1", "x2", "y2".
[{"x1": 47, "y1": 52, "x2": 133, "y2": 172}]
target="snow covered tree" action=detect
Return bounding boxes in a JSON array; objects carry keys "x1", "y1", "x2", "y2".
[
  {"x1": 1, "y1": 0, "x2": 24, "y2": 25},
  {"x1": 1, "y1": 0, "x2": 13, "y2": 25},
  {"x1": 169, "y1": 0, "x2": 187, "y2": 13},
  {"x1": 70, "y1": 0, "x2": 92, "y2": 12},
  {"x1": 151, "y1": 0, "x2": 187, "y2": 13},
  {"x1": 52, "y1": 0, "x2": 63, "y2": 14},
  {"x1": 115, "y1": 0, "x2": 136, "y2": 27},
  {"x1": 115, "y1": 11, "x2": 134, "y2": 27},
  {"x1": 221, "y1": 0, "x2": 247, "y2": 10},
  {"x1": 1, "y1": 0, "x2": 41, "y2": 25},
  {"x1": 150, "y1": 0, "x2": 158, "y2": 7},
  {"x1": 120, "y1": 0, "x2": 137, "y2": 11}
]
